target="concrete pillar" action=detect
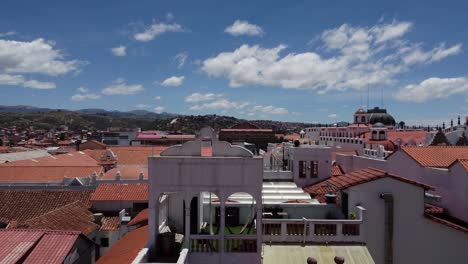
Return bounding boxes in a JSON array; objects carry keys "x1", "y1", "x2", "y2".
[
  {"x1": 220, "y1": 195, "x2": 226, "y2": 258},
  {"x1": 256, "y1": 194, "x2": 263, "y2": 254},
  {"x1": 148, "y1": 191, "x2": 160, "y2": 257},
  {"x1": 184, "y1": 193, "x2": 191, "y2": 249}
]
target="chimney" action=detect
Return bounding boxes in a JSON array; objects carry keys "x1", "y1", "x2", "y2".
[
  {"x1": 93, "y1": 213, "x2": 104, "y2": 225},
  {"x1": 325, "y1": 193, "x2": 337, "y2": 204},
  {"x1": 139, "y1": 171, "x2": 145, "y2": 181},
  {"x1": 116, "y1": 171, "x2": 121, "y2": 181},
  {"x1": 91, "y1": 171, "x2": 97, "y2": 185},
  {"x1": 334, "y1": 256, "x2": 345, "y2": 264},
  {"x1": 307, "y1": 257, "x2": 318, "y2": 264}
]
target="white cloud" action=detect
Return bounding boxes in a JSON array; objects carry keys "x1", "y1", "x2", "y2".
[
  {"x1": 77, "y1": 87, "x2": 89, "y2": 93},
  {"x1": 0, "y1": 38, "x2": 83, "y2": 76},
  {"x1": 154, "y1": 106, "x2": 165, "y2": 113},
  {"x1": 0, "y1": 74, "x2": 55, "y2": 89},
  {"x1": 395, "y1": 77, "x2": 468, "y2": 103},
  {"x1": 252, "y1": 105, "x2": 289, "y2": 115},
  {"x1": 154, "y1": 96, "x2": 162, "y2": 100},
  {"x1": 185, "y1": 93, "x2": 223, "y2": 102},
  {"x1": 187, "y1": 95, "x2": 289, "y2": 115},
  {"x1": 134, "y1": 22, "x2": 184, "y2": 42},
  {"x1": 135, "y1": 104, "x2": 150, "y2": 108},
  {"x1": 225, "y1": 20, "x2": 264, "y2": 36},
  {"x1": 166, "y1": 12, "x2": 174, "y2": 21},
  {"x1": 22, "y1": 80, "x2": 55, "y2": 89},
  {"x1": 0, "y1": 31, "x2": 16, "y2": 37},
  {"x1": 71, "y1": 93, "x2": 101, "y2": 101},
  {"x1": 161, "y1": 76, "x2": 184, "y2": 87},
  {"x1": 101, "y1": 78, "x2": 144, "y2": 95},
  {"x1": 328, "y1": 113, "x2": 338, "y2": 118},
  {"x1": 190, "y1": 99, "x2": 249, "y2": 111},
  {"x1": 402, "y1": 43, "x2": 462, "y2": 65},
  {"x1": 111, "y1": 45, "x2": 126, "y2": 57},
  {"x1": 174, "y1": 51, "x2": 188, "y2": 69},
  {"x1": 202, "y1": 21, "x2": 461, "y2": 93}
]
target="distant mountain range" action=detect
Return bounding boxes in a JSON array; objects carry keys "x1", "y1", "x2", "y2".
[{"x1": 0, "y1": 105, "x2": 315, "y2": 133}]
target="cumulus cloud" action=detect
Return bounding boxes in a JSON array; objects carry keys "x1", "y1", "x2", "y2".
[
  {"x1": 71, "y1": 93, "x2": 101, "y2": 101},
  {"x1": 0, "y1": 38, "x2": 83, "y2": 76},
  {"x1": 134, "y1": 22, "x2": 184, "y2": 42},
  {"x1": 174, "y1": 51, "x2": 188, "y2": 69},
  {"x1": 154, "y1": 106, "x2": 165, "y2": 113},
  {"x1": 225, "y1": 20, "x2": 264, "y2": 36},
  {"x1": 77, "y1": 87, "x2": 89, "y2": 93},
  {"x1": 187, "y1": 94, "x2": 288, "y2": 115},
  {"x1": 202, "y1": 21, "x2": 461, "y2": 93},
  {"x1": 101, "y1": 78, "x2": 144, "y2": 95},
  {"x1": 402, "y1": 43, "x2": 462, "y2": 65},
  {"x1": 395, "y1": 77, "x2": 468, "y2": 103},
  {"x1": 0, "y1": 31, "x2": 16, "y2": 37},
  {"x1": 111, "y1": 45, "x2": 126, "y2": 56},
  {"x1": 160, "y1": 76, "x2": 184, "y2": 87},
  {"x1": 0, "y1": 74, "x2": 55, "y2": 89},
  {"x1": 185, "y1": 93, "x2": 223, "y2": 102},
  {"x1": 154, "y1": 96, "x2": 162, "y2": 100},
  {"x1": 135, "y1": 104, "x2": 149, "y2": 108},
  {"x1": 328, "y1": 113, "x2": 338, "y2": 118}
]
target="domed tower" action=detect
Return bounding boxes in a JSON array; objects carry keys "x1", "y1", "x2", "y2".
[
  {"x1": 353, "y1": 107, "x2": 368, "y2": 124},
  {"x1": 367, "y1": 107, "x2": 396, "y2": 127}
]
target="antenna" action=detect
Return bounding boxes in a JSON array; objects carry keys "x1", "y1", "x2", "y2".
[
  {"x1": 367, "y1": 85, "x2": 370, "y2": 110},
  {"x1": 381, "y1": 87, "x2": 384, "y2": 108}
]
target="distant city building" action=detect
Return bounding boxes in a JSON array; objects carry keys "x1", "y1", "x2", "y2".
[{"x1": 219, "y1": 122, "x2": 276, "y2": 151}]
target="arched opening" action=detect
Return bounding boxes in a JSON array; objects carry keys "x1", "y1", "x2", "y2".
[
  {"x1": 224, "y1": 192, "x2": 257, "y2": 235},
  {"x1": 190, "y1": 192, "x2": 220, "y2": 235}
]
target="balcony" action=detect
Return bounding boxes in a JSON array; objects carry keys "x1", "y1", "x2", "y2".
[{"x1": 262, "y1": 206, "x2": 366, "y2": 244}]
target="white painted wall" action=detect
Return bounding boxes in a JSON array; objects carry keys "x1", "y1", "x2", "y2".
[
  {"x1": 347, "y1": 177, "x2": 468, "y2": 264},
  {"x1": 288, "y1": 146, "x2": 332, "y2": 188}
]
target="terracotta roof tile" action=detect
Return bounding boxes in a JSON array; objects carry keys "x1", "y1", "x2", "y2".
[
  {"x1": 21, "y1": 201, "x2": 99, "y2": 235},
  {"x1": 0, "y1": 152, "x2": 102, "y2": 182},
  {"x1": 424, "y1": 213, "x2": 468, "y2": 233},
  {"x1": 102, "y1": 166, "x2": 148, "y2": 180},
  {"x1": 101, "y1": 216, "x2": 120, "y2": 231},
  {"x1": 127, "y1": 209, "x2": 148, "y2": 227},
  {"x1": 91, "y1": 183, "x2": 149, "y2": 202},
  {"x1": 331, "y1": 164, "x2": 344, "y2": 176},
  {"x1": 0, "y1": 189, "x2": 94, "y2": 222},
  {"x1": 304, "y1": 167, "x2": 434, "y2": 203},
  {"x1": 97, "y1": 225, "x2": 148, "y2": 264},
  {"x1": 84, "y1": 146, "x2": 167, "y2": 165},
  {"x1": 400, "y1": 146, "x2": 468, "y2": 168}
]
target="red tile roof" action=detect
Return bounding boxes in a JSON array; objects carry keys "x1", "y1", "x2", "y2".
[
  {"x1": 101, "y1": 216, "x2": 120, "y2": 231},
  {"x1": 0, "y1": 230, "x2": 82, "y2": 264},
  {"x1": 20, "y1": 201, "x2": 99, "y2": 235},
  {"x1": 84, "y1": 146, "x2": 168, "y2": 165},
  {"x1": 304, "y1": 168, "x2": 434, "y2": 203},
  {"x1": 127, "y1": 209, "x2": 148, "y2": 227},
  {"x1": 97, "y1": 225, "x2": 148, "y2": 264},
  {"x1": 0, "y1": 189, "x2": 94, "y2": 222},
  {"x1": 364, "y1": 130, "x2": 429, "y2": 145},
  {"x1": 91, "y1": 183, "x2": 149, "y2": 202},
  {"x1": 23, "y1": 231, "x2": 80, "y2": 264},
  {"x1": 424, "y1": 211, "x2": 468, "y2": 233},
  {"x1": 331, "y1": 163, "x2": 344, "y2": 176},
  {"x1": 102, "y1": 166, "x2": 148, "y2": 180},
  {"x1": 0, "y1": 152, "x2": 102, "y2": 182},
  {"x1": 425, "y1": 204, "x2": 444, "y2": 215},
  {"x1": 400, "y1": 146, "x2": 468, "y2": 168},
  {"x1": 0, "y1": 229, "x2": 44, "y2": 263}
]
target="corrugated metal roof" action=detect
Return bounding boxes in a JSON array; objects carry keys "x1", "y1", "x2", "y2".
[
  {"x1": 0, "y1": 230, "x2": 43, "y2": 263},
  {"x1": 23, "y1": 232, "x2": 80, "y2": 264}
]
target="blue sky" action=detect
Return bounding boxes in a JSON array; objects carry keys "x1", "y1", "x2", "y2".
[{"x1": 0, "y1": 0, "x2": 467, "y2": 125}]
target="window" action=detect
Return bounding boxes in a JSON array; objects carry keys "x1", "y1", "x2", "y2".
[
  {"x1": 361, "y1": 116, "x2": 365, "y2": 123},
  {"x1": 299, "y1": 161, "x2": 307, "y2": 178},
  {"x1": 100, "y1": 237, "x2": 109, "y2": 247},
  {"x1": 310, "y1": 161, "x2": 318, "y2": 177}
]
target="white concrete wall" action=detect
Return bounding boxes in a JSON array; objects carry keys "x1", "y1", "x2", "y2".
[
  {"x1": 347, "y1": 178, "x2": 468, "y2": 264},
  {"x1": 288, "y1": 146, "x2": 332, "y2": 188}
]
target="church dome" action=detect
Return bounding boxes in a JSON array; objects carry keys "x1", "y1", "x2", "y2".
[{"x1": 367, "y1": 107, "x2": 396, "y2": 126}]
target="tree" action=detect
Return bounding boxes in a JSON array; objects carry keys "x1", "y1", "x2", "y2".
[
  {"x1": 455, "y1": 133, "x2": 468, "y2": 146},
  {"x1": 59, "y1": 132, "x2": 66, "y2": 141},
  {"x1": 430, "y1": 128, "x2": 450, "y2": 146}
]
